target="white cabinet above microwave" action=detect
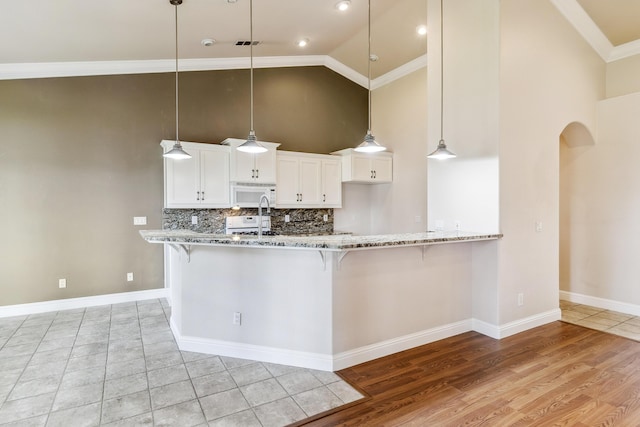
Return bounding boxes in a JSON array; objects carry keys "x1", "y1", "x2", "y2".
[{"x1": 221, "y1": 138, "x2": 280, "y2": 184}]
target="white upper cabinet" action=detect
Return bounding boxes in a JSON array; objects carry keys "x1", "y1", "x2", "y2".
[
  {"x1": 276, "y1": 151, "x2": 342, "y2": 208},
  {"x1": 221, "y1": 138, "x2": 280, "y2": 184},
  {"x1": 161, "y1": 140, "x2": 230, "y2": 208},
  {"x1": 321, "y1": 157, "x2": 342, "y2": 207},
  {"x1": 331, "y1": 148, "x2": 393, "y2": 183}
]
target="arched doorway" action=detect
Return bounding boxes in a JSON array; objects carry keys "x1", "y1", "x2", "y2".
[{"x1": 559, "y1": 121, "x2": 595, "y2": 302}]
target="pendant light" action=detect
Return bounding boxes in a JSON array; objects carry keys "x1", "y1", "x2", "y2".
[
  {"x1": 237, "y1": 0, "x2": 267, "y2": 154},
  {"x1": 354, "y1": 0, "x2": 386, "y2": 153},
  {"x1": 428, "y1": 0, "x2": 456, "y2": 160},
  {"x1": 163, "y1": 0, "x2": 192, "y2": 160}
]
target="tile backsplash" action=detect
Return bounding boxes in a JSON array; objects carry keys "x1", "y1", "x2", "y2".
[{"x1": 163, "y1": 208, "x2": 334, "y2": 235}]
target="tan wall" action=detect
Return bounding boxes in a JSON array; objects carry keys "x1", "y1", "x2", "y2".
[
  {"x1": 561, "y1": 93, "x2": 640, "y2": 304},
  {"x1": 499, "y1": 0, "x2": 605, "y2": 323},
  {"x1": 0, "y1": 66, "x2": 366, "y2": 306},
  {"x1": 606, "y1": 56, "x2": 640, "y2": 98}
]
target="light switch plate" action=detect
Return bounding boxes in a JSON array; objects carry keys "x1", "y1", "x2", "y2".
[{"x1": 133, "y1": 216, "x2": 147, "y2": 225}]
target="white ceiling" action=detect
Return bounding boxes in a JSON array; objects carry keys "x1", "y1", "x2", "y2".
[{"x1": 1, "y1": 0, "x2": 639, "y2": 82}]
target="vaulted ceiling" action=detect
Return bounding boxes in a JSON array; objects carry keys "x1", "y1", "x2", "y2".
[{"x1": 0, "y1": 0, "x2": 638, "y2": 82}]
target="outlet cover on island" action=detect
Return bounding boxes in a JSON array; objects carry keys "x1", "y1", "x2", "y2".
[
  {"x1": 323, "y1": 214, "x2": 328, "y2": 222},
  {"x1": 58, "y1": 278, "x2": 67, "y2": 289},
  {"x1": 284, "y1": 215, "x2": 290, "y2": 223},
  {"x1": 127, "y1": 272, "x2": 134, "y2": 282},
  {"x1": 191, "y1": 216, "x2": 198, "y2": 225}
]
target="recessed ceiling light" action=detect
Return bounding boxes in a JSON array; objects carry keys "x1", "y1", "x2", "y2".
[
  {"x1": 201, "y1": 38, "x2": 216, "y2": 47},
  {"x1": 297, "y1": 38, "x2": 309, "y2": 47},
  {"x1": 335, "y1": 1, "x2": 351, "y2": 12},
  {"x1": 417, "y1": 25, "x2": 427, "y2": 36}
]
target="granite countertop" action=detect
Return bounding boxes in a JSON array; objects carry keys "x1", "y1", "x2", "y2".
[{"x1": 139, "y1": 230, "x2": 502, "y2": 251}]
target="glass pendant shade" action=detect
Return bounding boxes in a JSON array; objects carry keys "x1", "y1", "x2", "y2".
[
  {"x1": 355, "y1": 132, "x2": 386, "y2": 153},
  {"x1": 427, "y1": 139, "x2": 456, "y2": 159},
  {"x1": 237, "y1": 131, "x2": 267, "y2": 153},
  {"x1": 163, "y1": 0, "x2": 191, "y2": 160},
  {"x1": 429, "y1": 0, "x2": 456, "y2": 160},
  {"x1": 355, "y1": 0, "x2": 386, "y2": 153},
  {"x1": 236, "y1": 0, "x2": 267, "y2": 155},
  {"x1": 164, "y1": 143, "x2": 192, "y2": 159}
]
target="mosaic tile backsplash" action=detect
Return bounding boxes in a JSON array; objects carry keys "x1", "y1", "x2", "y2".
[{"x1": 163, "y1": 208, "x2": 334, "y2": 235}]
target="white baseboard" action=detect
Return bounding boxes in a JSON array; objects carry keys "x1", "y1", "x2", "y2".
[
  {"x1": 473, "y1": 309, "x2": 561, "y2": 339},
  {"x1": 170, "y1": 317, "x2": 333, "y2": 371},
  {"x1": 169, "y1": 310, "x2": 562, "y2": 371},
  {"x1": 0, "y1": 288, "x2": 169, "y2": 318},
  {"x1": 560, "y1": 290, "x2": 640, "y2": 316},
  {"x1": 332, "y1": 320, "x2": 473, "y2": 371}
]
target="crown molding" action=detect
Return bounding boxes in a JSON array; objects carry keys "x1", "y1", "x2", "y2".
[
  {"x1": 550, "y1": 0, "x2": 640, "y2": 62},
  {"x1": 609, "y1": 39, "x2": 640, "y2": 62},
  {"x1": 0, "y1": 54, "x2": 424, "y2": 90},
  {"x1": 371, "y1": 54, "x2": 427, "y2": 90}
]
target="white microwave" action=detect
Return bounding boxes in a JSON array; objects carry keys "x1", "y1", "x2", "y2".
[{"x1": 231, "y1": 183, "x2": 276, "y2": 208}]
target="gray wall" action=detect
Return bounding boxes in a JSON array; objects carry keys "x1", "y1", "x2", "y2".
[{"x1": 0, "y1": 66, "x2": 367, "y2": 306}]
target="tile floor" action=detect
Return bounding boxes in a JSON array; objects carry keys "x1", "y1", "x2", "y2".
[
  {"x1": 0, "y1": 299, "x2": 363, "y2": 426},
  {"x1": 560, "y1": 299, "x2": 640, "y2": 340}
]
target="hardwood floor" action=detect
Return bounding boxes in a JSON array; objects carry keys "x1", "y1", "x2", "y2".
[{"x1": 297, "y1": 321, "x2": 640, "y2": 426}]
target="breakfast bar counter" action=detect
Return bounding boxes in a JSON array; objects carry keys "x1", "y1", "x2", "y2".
[
  {"x1": 140, "y1": 229, "x2": 501, "y2": 250},
  {"x1": 141, "y1": 229, "x2": 501, "y2": 371}
]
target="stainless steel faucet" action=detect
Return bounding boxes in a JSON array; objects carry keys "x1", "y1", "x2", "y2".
[{"x1": 258, "y1": 194, "x2": 271, "y2": 238}]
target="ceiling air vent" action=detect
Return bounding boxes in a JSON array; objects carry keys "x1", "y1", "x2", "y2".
[{"x1": 235, "y1": 40, "x2": 260, "y2": 46}]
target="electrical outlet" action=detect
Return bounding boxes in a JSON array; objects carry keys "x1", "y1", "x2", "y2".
[
  {"x1": 58, "y1": 278, "x2": 67, "y2": 289},
  {"x1": 323, "y1": 214, "x2": 329, "y2": 222},
  {"x1": 518, "y1": 293, "x2": 524, "y2": 306},
  {"x1": 127, "y1": 272, "x2": 134, "y2": 282},
  {"x1": 284, "y1": 215, "x2": 290, "y2": 223},
  {"x1": 133, "y1": 216, "x2": 147, "y2": 225},
  {"x1": 535, "y1": 221, "x2": 543, "y2": 232},
  {"x1": 191, "y1": 216, "x2": 198, "y2": 225},
  {"x1": 233, "y1": 312, "x2": 242, "y2": 325}
]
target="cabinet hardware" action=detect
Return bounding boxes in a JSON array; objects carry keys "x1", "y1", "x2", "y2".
[
  {"x1": 323, "y1": 194, "x2": 326, "y2": 202},
  {"x1": 373, "y1": 170, "x2": 377, "y2": 178},
  {"x1": 256, "y1": 169, "x2": 259, "y2": 179},
  {"x1": 201, "y1": 191, "x2": 205, "y2": 200},
  {"x1": 251, "y1": 169, "x2": 255, "y2": 179},
  {"x1": 196, "y1": 191, "x2": 200, "y2": 201},
  {"x1": 371, "y1": 170, "x2": 374, "y2": 179}
]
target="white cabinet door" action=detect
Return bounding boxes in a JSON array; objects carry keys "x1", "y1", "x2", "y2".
[
  {"x1": 254, "y1": 149, "x2": 277, "y2": 184},
  {"x1": 165, "y1": 152, "x2": 200, "y2": 207},
  {"x1": 276, "y1": 156, "x2": 300, "y2": 206},
  {"x1": 371, "y1": 156, "x2": 393, "y2": 182},
  {"x1": 351, "y1": 155, "x2": 374, "y2": 182},
  {"x1": 233, "y1": 150, "x2": 257, "y2": 183},
  {"x1": 299, "y1": 158, "x2": 322, "y2": 205},
  {"x1": 200, "y1": 149, "x2": 230, "y2": 207},
  {"x1": 321, "y1": 159, "x2": 342, "y2": 207}
]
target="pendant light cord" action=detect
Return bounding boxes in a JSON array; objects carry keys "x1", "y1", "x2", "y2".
[
  {"x1": 249, "y1": 0, "x2": 254, "y2": 134},
  {"x1": 367, "y1": 0, "x2": 372, "y2": 134},
  {"x1": 439, "y1": 0, "x2": 444, "y2": 143},
  {"x1": 174, "y1": 1, "x2": 180, "y2": 143}
]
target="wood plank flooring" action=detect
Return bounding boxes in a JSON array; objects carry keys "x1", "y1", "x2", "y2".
[{"x1": 296, "y1": 321, "x2": 640, "y2": 426}]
